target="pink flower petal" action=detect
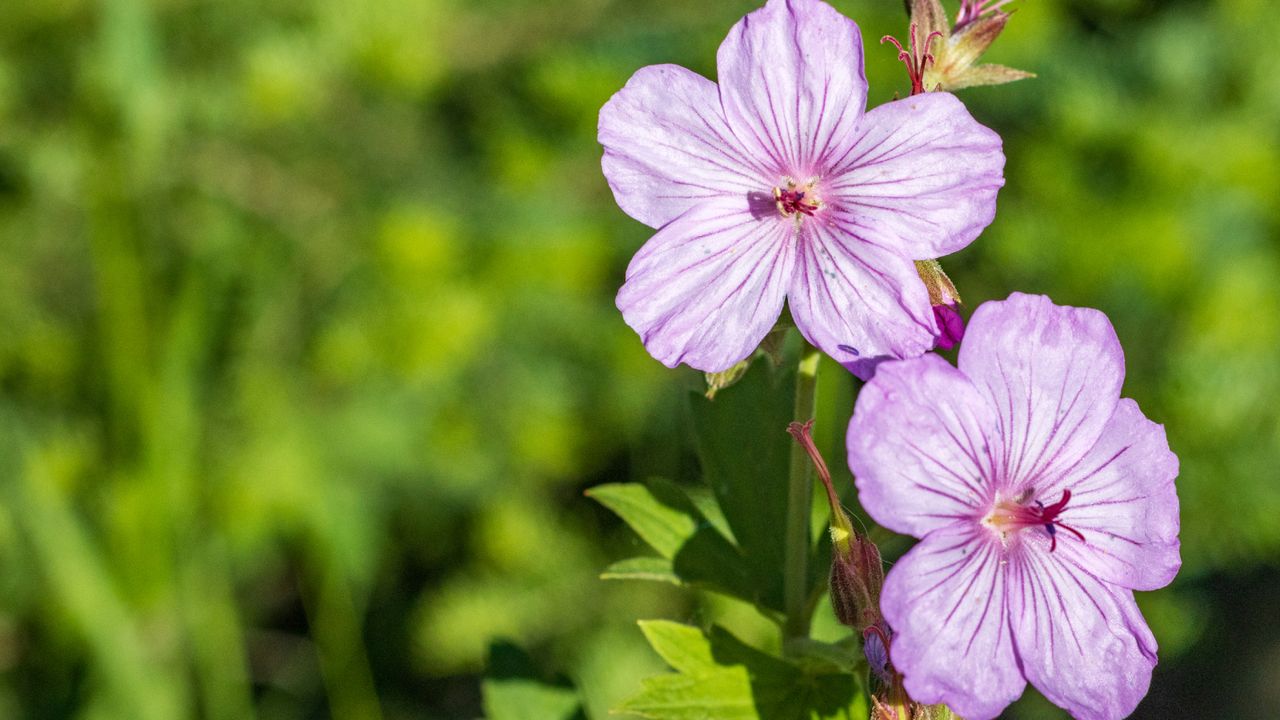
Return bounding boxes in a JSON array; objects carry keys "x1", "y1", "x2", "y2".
[
  {"x1": 855, "y1": 294, "x2": 1179, "y2": 720},
  {"x1": 1009, "y1": 550, "x2": 1158, "y2": 720},
  {"x1": 715, "y1": 0, "x2": 868, "y2": 177},
  {"x1": 848, "y1": 354, "x2": 998, "y2": 537},
  {"x1": 959, "y1": 293, "x2": 1125, "y2": 490},
  {"x1": 616, "y1": 197, "x2": 795, "y2": 371},
  {"x1": 599, "y1": 64, "x2": 770, "y2": 229},
  {"x1": 825, "y1": 93, "x2": 1004, "y2": 259},
  {"x1": 933, "y1": 303, "x2": 966, "y2": 350},
  {"x1": 788, "y1": 220, "x2": 935, "y2": 379},
  {"x1": 1042, "y1": 398, "x2": 1181, "y2": 591},
  {"x1": 881, "y1": 526, "x2": 1026, "y2": 720}
]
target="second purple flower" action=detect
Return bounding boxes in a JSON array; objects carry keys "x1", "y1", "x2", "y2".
[
  {"x1": 599, "y1": 0, "x2": 1005, "y2": 377},
  {"x1": 848, "y1": 293, "x2": 1182, "y2": 720}
]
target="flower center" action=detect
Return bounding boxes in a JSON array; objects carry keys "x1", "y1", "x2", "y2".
[
  {"x1": 982, "y1": 489, "x2": 1085, "y2": 552},
  {"x1": 773, "y1": 177, "x2": 822, "y2": 222}
]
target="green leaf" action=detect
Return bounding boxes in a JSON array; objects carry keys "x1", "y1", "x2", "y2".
[
  {"x1": 638, "y1": 620, "x2": 716, "y2": 673},
  {"x1": 781, "y1": 638, "x2": 864, "y2": 675},
  {"x1": 620, "y1": 622, "x2": 865, "y2": 720},
  {"x1": 483, "y1": 641, "x2": 583, "y2": 720},
  {"x1": 683, "y1": 485, "x2": 735, "y2": 543},
  {"x1": 586, "y1": 482, "x2": 697, "y2": 558},
  {"x1": 600, "y1": 557, "x2": 680, "y2": 585},
  {"x1": 485, "y1": 680, "x2": 580, "y2": 720},
  {"x1": 707, "y1": 627, "x2": 862, "y2": 720},
  {"x1": 588, "y1": 480, "x2": 758, "y2": 604},
  {"x1": 618, "y1": 666, "x2": 759, "y2": 720},
  {"x1": 690, "y1": 356, "x2": 797, "y2": 612}
]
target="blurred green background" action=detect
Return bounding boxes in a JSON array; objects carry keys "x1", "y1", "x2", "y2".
[{"x1": 0, "y1": 0, "x2": 1277, "y2": 717}]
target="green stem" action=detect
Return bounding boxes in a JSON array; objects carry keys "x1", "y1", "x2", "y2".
[
  {"x1": 784, "y1": 343, "x2": 821, "y2": 640},
  {"x1": 300, "y1": 544, "x2": 385, "y2": 720}
]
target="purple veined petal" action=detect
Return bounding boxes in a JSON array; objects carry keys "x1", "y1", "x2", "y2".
[
  {"x1": 787, "y1": 220, "x2": 935, "y2": 379},
  {"x1": 824, "y1": 93, "x2": 1004, "y2": 259},
  {"x1": 881, "y1": 526, "x2": 1026, "y2": 720},
  {"x1": 933, "y1": 303, "x2": 966, "y2": 350},
  {"x1": 1037, "y1": 398, "x2": 1181, "y2": 591},
  {"x1": 599, "y1": 64, "x2": 772, "y2": 229},
  {"x1": 1009, "y1": 549, "x2": 1158, "y2": 720},
  {"x1": 848, "y1": 354, "x2": 998, "y2": 537},
  {"x1": 863, "y1": 626, "x2": 891, "y2": 684},
  {"x1": 715, "y1": 0, "x2": 868, "y2": 177},
  {"x1": 616, "y1": 197, "x2": 795, "y2": 372},
  {"x1": 958, "y1": 293, "x2": 1125, "y2": 491}
]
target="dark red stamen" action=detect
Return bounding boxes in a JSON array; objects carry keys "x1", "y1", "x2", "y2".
[
  {"x1": 777, "y1": 188, "x2": 818, "y2": 217},
  {"x1": 881, "y1": 23, "x2": 943, "y2": 96},
  {"x1": 987, "y1": 488, "x2": 1087, "y2": 552},
  {"x1": 1031, "y1": 489, "x2": 1086, "y2": 552}
]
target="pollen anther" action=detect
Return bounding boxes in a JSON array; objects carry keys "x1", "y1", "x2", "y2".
[{"x1": 773, "y1": 177, "x2": 822, "y2": 223}]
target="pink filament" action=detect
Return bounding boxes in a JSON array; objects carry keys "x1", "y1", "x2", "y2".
[
  {"x1": 880, "y1": 23, "x2": 943, "y2": 96},
  {"x1": 1013, "y1": 489, "x2": 1086, "y2": 552}
]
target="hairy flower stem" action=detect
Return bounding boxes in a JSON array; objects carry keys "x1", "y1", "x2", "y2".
[{"x1": 784, "y1": 343, "x2": 822, "y2": 640}]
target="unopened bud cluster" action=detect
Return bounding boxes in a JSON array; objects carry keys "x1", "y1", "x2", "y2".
[
  {"x1": 908, "y1": 0, "x2": 1034, "y2": 92},
  {"x1": 787, "y1": 421, "x2": 884, "y2": 631}
]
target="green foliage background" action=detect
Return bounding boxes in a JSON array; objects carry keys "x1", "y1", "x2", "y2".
[{"x1": 0, "y1": 0, "x2": 1277, "y2": 717}]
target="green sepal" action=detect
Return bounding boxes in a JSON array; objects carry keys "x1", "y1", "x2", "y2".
[
  {"x1": 705, "y1": 358, "x2": 752, "y2": 400},
  {"x1": 704, "y1": 324, "x2": 790, "y2": 398},
  {"x1": 482, "y1": 641, "x2": 583, "y2": 720}
]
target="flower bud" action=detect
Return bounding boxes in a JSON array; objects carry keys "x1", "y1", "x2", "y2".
[
  {"x1": 915, "y1": 259, "x2": 965, "y2": 350},
  {"x1": 867, "y1": 627, "x2": 911, "y2": 720},
  {"x1": 932, "y1": 304, "x2": 965, "y2": 351},
  {"x1": 907, "y1": 0, "x2": 1034, "y2": 92},
  {"x1": 829, "y1": 522, "x2": 885, "y2": 629},
  {"x1": 704, "y1": 324, "x2": 788, "y2": 398},
  {"x1": 704, "y1": 359, "x2": 751, "y2": 399},
  {"x1": 786, "y1": 420, "x2": 885, "y2": 631},
  {"x1": 863, "y1": 624, "x2": 893, "y2": 685},
  {"x1": 867, "y1": 625, "x2": 958, "y2": 720},
  {"x1": 914, "y1": 258, "x2": 959, "y2": 307}
]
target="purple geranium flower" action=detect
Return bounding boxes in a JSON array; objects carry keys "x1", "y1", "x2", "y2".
[
  {"x1": 848, "y1": 293, "x2": 1181, "y2": 720},
  {"x1": 598, "y1": 0, "x2": 1004, "y2": 377}
]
